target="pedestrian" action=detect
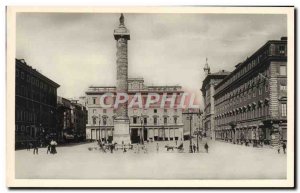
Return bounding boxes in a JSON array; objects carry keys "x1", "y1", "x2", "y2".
[
  {"x1": 277, "y1": 143, "x2": 281, "y2": 154},
  {"x1": 282, "y1": 142, "x2": 286, "y2": 154},
  {"x1": 193, "y1": 143, "x2": 196, "y2": 153},
  {"x1": 156, "y1": 143, "x2": 159, "y2": 153},
  {"x1": 26, "y1": 142, "x2": 30, "y2": 151},
  {"x1": 33, "y1": 141, "x2": 39, "y2": 155},
  {"x1": 110, "y1": 144, "x2": 113, "y2": 153},
  {"x1": 47, "y1": 143, "x2": 51, "y2": 154},
  {"x1": 137, "y1": 144, "x2": 140, "y2": 153},
  {"x1": 204, "y1": 142, "x2": 209, "y2": 153},
  {"x1": 50, "y1": 139, "x2": 57, "y2": 154}
]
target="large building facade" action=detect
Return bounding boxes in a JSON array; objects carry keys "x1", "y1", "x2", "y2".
[
  {"x1": 201, "y1": 59, "x2": 230, "y2": 140},
  {"x1": 15, "y1": 59, "x2": 60, "y2": 149},
  {"x1": 85, "y1": 78, "x2": 184, "y2": 144},
  {"x1": 214, "y1": 37, "x2": 287, "y2": 146}
]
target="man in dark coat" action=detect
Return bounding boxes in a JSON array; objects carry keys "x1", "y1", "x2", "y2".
[
  {"x1": 204, "y1": 143, "x2": 209, "y2": 153},
  {"x1": 282, "y1": 142, "x2": 286, "y2": 154},
  {"x1": 193, "y1": 144, "x2": 196, "y2": 153},
  {"x1": 33, "y1": 141, "x2": 39, "y2": 155}
]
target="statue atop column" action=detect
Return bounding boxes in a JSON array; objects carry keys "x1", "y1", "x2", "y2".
[{"x1": 119, "y1": 13, "x2": 125, "y2": 26}]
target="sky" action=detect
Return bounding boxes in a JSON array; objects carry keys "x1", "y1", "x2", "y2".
[{"x1": 16, "y1": 13, "x2": 287, "y2": 107}]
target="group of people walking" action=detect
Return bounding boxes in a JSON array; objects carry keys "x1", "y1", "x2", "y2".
[
  {"x1": 191, "y1": 142, "x2": 209, "y2": 153},
  {"x1": 26, "y1": 141, "x2": 39, "y2": 155},
  {"x1": 26, "y1": 139, "x2": 58, "y2": 155}
]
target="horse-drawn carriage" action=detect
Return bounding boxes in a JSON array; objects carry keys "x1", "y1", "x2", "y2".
[{"x1": 165, "y1": 143, "x2": 184, "y2": 153}]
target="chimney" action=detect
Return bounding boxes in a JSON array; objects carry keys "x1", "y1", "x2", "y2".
[{"x1": 281, "y1": 37, "x2": 287, "y2": 41}]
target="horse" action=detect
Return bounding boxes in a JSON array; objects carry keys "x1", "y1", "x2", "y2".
[{"x1": 165, "y1": 145, "x2": 175, "y2": 151}]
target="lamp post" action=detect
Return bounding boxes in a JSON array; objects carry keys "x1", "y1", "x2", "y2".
[
  {"x1": 196, "y1": 109, "x2": 203, "y2": 153},
  {"x1": 183, "y1": 109, "x2": 203, "y2": 153},
  {"x1": 188, "y1": 115, "x2": 193, "y2": 153},
  {"x1": 99, "y1": 114, "x2": 101, "y2": 142},
  {"x1": 140, "y1": 115, "x2": 144, "y2": 145},
  {"x1": 50, "y1": 109, "x2": 56, "y2": 141}
]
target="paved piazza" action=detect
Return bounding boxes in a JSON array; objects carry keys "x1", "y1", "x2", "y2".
[{"x1": 15, "y1": 139, "x2": 286, "y2": 179}]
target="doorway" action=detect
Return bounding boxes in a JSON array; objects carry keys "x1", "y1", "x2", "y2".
[
  {"x1": 131, "y1": 129, "x2": 140, "y2": 144},
  {"x1": 143, "y1": 129, "x2": 147, "y2": 141}
]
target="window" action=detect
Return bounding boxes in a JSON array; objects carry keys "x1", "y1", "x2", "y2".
[
  {"x1": 280, "y1": 85, "x2": 287, "y2": 91},
  {"x1": 133, "y1": 117, "x2": 137, "y2": 124},
  {"x1": 154, "y1": 117, "x2": 157, "y2": 125},
  {"x1": 21, "y1": 72, "x2": 24, "y2": 79},
  {"x1": 144, "y1": 117, "x2": 147, "y2": 125},
  {"x1": 93, "y1": 109, "x2": 96, "y2": 114},
  {"x1": 93, "y1": 97, "x2": 96, "y2": 104},
  {"x1": 279, "y1": 66, "x2": 287, "y2": 76},
  {"x1": 92, "y1": 117, "x2": 96, "y2": 125},
  {"x1": 16, "y1": 69, "x2": 19, "y2": 77},
  {"x1": 164, "y1": 109, "x2": 167, "y2": 113},
  {"x1": 154, "y1": 109, "x2": 157, "y2": 113},
  {"x1": 174, "y1": 117, "x2": 177, "y2": 124},
  {"x1": 103, "y1": 118, "x2": 107, "y2": 125},
  {"x1": 164, "y1": 117, "x2": 167, "y2": 125},
  {"x1": 281, "y1": 103, "x2": 287, "y2": 117},
  {"x1": 103, "y1": 109, "x2": 107, "y2": 113},
  {"x1": 279, "y1": 45, "x2": 285, "y2": 55}
]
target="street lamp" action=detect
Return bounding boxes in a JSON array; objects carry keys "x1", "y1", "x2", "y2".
[
  {"x1": 140, "y1": 115, "x2": 144, "y2": 145},
  {"x1": 183, "y1": 108, "x2": 203, "y2": 153},
  {"x1": 50, "y1": 109, "x2": 56, "y2": 141},
  {"x1": 188, "y1": 115, "x2": 193, "y2": 153},
  {"x1": 99, "y1": 114, "x2": 101, "y2": 142},
  {"x1": 196, "y1": 109, "x2": 203, "y2": 153}
]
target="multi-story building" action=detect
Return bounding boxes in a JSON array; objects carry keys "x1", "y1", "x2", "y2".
[
  {"x1": 15, "y1": 59, "x2": 60, "y2": 149},
  {"x1": 214, "y1": 37, "x2": 287, "y2": 146},
  {"x1": 70, "y1": 100, "x2": 88, "y2": 141},
  {"x1": 57, "y1": 96, "x2": 72, "y2": 143},
  {"x1": 57, "y1": 97, "x2": 88, "y2": 143},
  {"x1": 201, "y1": 59, "x2": 230, "y2": 140},
  {"x1": 85, "y1": 77, "x2": 184, "y2": 144},
  {"x1": 78, "y1": 96, "x2": 87, "y2": 107}
]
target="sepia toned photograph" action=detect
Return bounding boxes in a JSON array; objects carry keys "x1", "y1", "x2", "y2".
[{"x1": 6, "y1": 6, "x2": 294, "y2": 187}]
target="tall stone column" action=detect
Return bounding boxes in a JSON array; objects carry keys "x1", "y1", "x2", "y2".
[{"x1": 113, "y1": 13, "x2": 131, "y2": 144}]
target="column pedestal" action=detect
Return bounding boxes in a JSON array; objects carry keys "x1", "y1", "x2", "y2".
[{"x1": 113, "y1": 118, "x2": 131, "y2": 145}]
